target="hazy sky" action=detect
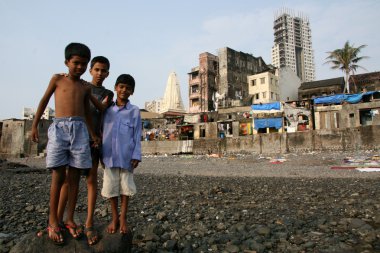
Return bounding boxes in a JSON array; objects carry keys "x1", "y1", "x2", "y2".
[{"x1": 0, "y1": 0, "x2": 379, "y2": 120}]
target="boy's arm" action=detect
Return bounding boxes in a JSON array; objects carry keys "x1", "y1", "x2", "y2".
[
  {"x1": 84, "y1": 87, "x2": 100, "y2": 145},
  {"x1": 90, "y1": 94, "x2": 109, "y2": 112},
  {"x1": 31, "y1": 75, "x2": 58, "y2": 142},
  {"x1": 131, "y1": 109, "x2": 142, "y2": 168}
]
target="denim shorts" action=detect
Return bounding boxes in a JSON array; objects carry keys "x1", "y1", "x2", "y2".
[{"x1": 46, "y1": 117, "x2": 91, "y2": 169}]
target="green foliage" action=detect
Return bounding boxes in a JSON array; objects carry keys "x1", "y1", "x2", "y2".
[{"x1": 325, "y1": 41, "x2": 368, "y2": 93}]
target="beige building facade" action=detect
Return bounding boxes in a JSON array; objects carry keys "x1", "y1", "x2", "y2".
[{"x1": 247, "y1": 71, "x2": 280, "y2": 104}]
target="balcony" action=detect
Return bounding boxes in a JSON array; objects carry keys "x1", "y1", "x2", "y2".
[{"x1": 189, "y1": 92, "x2": 200, "y2": 99}]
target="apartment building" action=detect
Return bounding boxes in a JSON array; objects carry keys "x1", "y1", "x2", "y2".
[
  {"x1": 248, "y1": 70, "x2": 280, "y2": 104},
  {"x1": 189, "y1": 47, "x2": 269, "y2": 112},
  {"x1": 271, "y1": 9, "x2": 315, "y2": 82},
  {"x1": 145, "y1": 99, "x2": 163, "y2": 113}
]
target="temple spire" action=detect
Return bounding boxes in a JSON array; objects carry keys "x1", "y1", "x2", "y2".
[{"x1": 161, "y1": 72, "x2": 185, "y2": 113}]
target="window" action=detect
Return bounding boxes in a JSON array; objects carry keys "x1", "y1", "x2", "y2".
[
  {"x1": 262, "y1": 92, "x2": 266, "y2": 98},
  {"x1": 270, "y1": 78, "x2": 273, "y2": 84},
  {"x1": 260, "y1": 77, "x2": 265, "y2": 84},
  {"x1": 251, "y1": 79, "x2": 256, "y2": 86},
  {"x1": 271, "y1": 92, "x2": 274, "y2": 99},
  {"x1": 255, "y1": 93, "x2": 259, "y2": 99}
]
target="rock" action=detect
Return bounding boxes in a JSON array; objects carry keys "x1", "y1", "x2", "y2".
[
  {"x1": 163, "y1": 239, "x2": 177, "y2": 250},
  {"x1": 256, "y1": 226, "x2": 270, "y2": 237},
  {"x1": 3, "y1": 153, "x2": 380, "y2": 252},
  {"x1": 225, "y1": 244, "x2": 240, "y2": 253},
  {"x1": 10, "y1": 224, "x2": 132, "y2": 253},
  {"x1": 156, "y1": 211, "x2": 167, "y2": 221}
]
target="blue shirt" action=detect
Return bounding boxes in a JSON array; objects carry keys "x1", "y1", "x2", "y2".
[{"x1": 102, "y1": 101, "x2": 142, "y2": 172}]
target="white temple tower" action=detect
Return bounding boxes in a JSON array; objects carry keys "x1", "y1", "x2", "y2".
[{"x1": 161, "y1": 72, "x2": 186, "y2": 114}]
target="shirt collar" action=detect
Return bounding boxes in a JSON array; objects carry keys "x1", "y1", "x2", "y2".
[{"x1": 112, "y1": 100, "x2": 130, "y2": 109}]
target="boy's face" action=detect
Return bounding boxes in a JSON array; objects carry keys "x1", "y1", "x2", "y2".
[
  {"x1": 115, "y1": 83, "x2": 134, "y2": 102},
  {"x1": 89, "y1": 62, "x2": 109, "y2": 85},
  {"x1": 65, "y1": 56, "x2": 89, "y2": 78}
]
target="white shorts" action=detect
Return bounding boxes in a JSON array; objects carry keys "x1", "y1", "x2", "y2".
[{"x1": 101, "y1": 167, "x2": 136, "y2": 198}]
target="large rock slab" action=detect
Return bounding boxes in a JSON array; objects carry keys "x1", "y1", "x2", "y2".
[{"x1": 10, "y1": 224, "x2": 132, "y2": 253}]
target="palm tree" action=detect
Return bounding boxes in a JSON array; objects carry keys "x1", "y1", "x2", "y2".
[{"x1": 325, "y1": 41, "x2": 368, "y2": 93}]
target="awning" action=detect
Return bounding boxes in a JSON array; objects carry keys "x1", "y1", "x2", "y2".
[
  {"x1": 251, "y1": 102, "x2": 281, "y2": 110},
  {"x1": 313, "y1": 91, "x2": 379, "y2": 105},
  {"x1": 253, "y1": 117, "x2": 283, "y2": 129}
]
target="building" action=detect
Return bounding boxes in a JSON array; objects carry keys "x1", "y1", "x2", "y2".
[
  {"x1": 0, "y1": 118, "x2": 51, "y2": 157},
  {"x1": 42, "y1": 107, "x2": 55, "y2": 120},
  {"x1": 218, "y1": 47, "x2": 269, "y2": 107},
  {"x1": 298, "y1": 77, "x2": 345, "y2": 100},
  {"x1": 22, "y1": 107, "x2": 35, "y2": 120},
  {"x1": 247, "y1": 70, "x2": 280, "y2": 104},
  {"x1": 145, "y1": 99, "x2": 163, "y2": 113},
  {"x1": 278, "y1": 66, "x2": 302, "y2": 101},
  {"x1": 188, "y1": 47, "x2": 269, "y2": 113},
  {"x1": 313, "y1": 92, "x2": 380, "y2": 130},
  {"x1": 22, "y1": 106, "x2": 54, "y2": 120},
  {"x1": 349, "y1": 71, "x2": 380, "y2": 93},
  {"x1": 271, "y1": 9, "x2": 315, "y2": 82},
  {"x1": 188, "y1": 52, "x2": 219, "y2": 113}
]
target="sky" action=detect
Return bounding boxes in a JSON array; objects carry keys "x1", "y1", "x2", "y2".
[{"x1": 0, "y1": 0, "x2": 379, "y2": 120}]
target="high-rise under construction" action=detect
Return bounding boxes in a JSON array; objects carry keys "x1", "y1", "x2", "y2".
[{"x1": 271, "y1": 9, "x2": 315, "y2": 82}]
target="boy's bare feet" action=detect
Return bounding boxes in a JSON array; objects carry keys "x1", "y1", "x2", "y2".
[
  {"x1": 85, "y1": 226, "x2": 99, "y2": 245},
  {"x1": 107, "y1": 219, "x2": 119, "y2": 234},
  {"x1": 119, "y1": 219, "x2": 128, "y2": 234}
]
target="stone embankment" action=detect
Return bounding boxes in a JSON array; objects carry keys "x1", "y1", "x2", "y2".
[{"x1": 1, "y1": 151, "x2": 379, "y2": 252}]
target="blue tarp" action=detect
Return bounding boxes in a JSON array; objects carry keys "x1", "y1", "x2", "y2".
[
  {"x1": 254, "y1": 117, "x2": 283, "y2": 130},
  {"x1": 313, "y1": 91, "x2": 378, "y2": 105},
  {"x1": 251, "y1": 102, "x2": 281, "y2": 110}
]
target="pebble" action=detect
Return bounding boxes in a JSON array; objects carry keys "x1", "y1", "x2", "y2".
[{"x1": 1, "y1": 152, "x2": 380, "y2": 253}]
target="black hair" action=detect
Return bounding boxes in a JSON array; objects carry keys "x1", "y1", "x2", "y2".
[
  {"x1": 90, "y1": 56, "x2": 110, "y2": 70},
  {"x1": 115, "y1": 74, "x2": 135, "y2": 91},
  {"x1": 64, "y1": 42, "x2": 91, "y2": 61}
]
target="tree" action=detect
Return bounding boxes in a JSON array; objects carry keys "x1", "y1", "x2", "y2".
[{"x1": 325, "y1": 41, "x2": 368, "y2": 93}]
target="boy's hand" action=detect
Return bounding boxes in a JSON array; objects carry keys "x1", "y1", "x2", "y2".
[
  {"x1": 102, "y1": 96, "x2": 109, "y2": 105},
  {"x1": 31, "y1": 127, "x2": 39, "y2": 143},
  {"x1": 91, "y1": 135, "x2": 101, "y2": 148},
  {"x1": 131, "y1": 159, "x2": 140, "y2": 169}
]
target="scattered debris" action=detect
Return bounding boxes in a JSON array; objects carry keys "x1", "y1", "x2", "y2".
[
  {"x1": 356, "y1": 168, "x2": 380, "y2": 172},
  {"x1": 207, "y1": 153, "x2": 222, "y2": 158},
  {"x1": 269, "y1": 157, "x2": 287, "y2": 164},
  {"x1": 331, "y1": 154, "x2": 380, "y2": 171}
]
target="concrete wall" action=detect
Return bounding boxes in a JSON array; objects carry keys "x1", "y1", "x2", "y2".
[
  {"x1": 0, "y1": 119, "x2": 53, "y2": 158},
  {"x1": 142, "y1": 125, "x2": 380, "y2": 155},
  {"x1": 2, "y1": 120, "x2": 380, "y2": 157},
  {"x1": 0, "y1": 120, "x2": 25, "y2": 156},
  {"x1": 314, "y1": 101, "x2": 380, "y2": 129},
  {"x1": 141, "y1": 140, "x2": 193, "y2": 154}
]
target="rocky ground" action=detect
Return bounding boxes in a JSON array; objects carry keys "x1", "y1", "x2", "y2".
[{"x1": 0, "y1": 151, "x2": 380, "y2": 253}]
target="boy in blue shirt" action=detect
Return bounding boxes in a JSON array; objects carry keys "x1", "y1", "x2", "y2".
[{"x1": 101, "y1": 74, "x2": 141, "y2": 234}]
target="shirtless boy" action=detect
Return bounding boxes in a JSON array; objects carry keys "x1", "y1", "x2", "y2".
[
  {"x1": 31, "y1": 42, "x2": 98, "y2": 245},
  {"x1": 57, "y1": 56, "x2": 113, "y2": 245}
]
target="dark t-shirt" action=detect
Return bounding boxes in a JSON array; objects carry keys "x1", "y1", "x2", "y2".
[{"x1": 90, "y1": 85, "x2": 114, "y2": 136}]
